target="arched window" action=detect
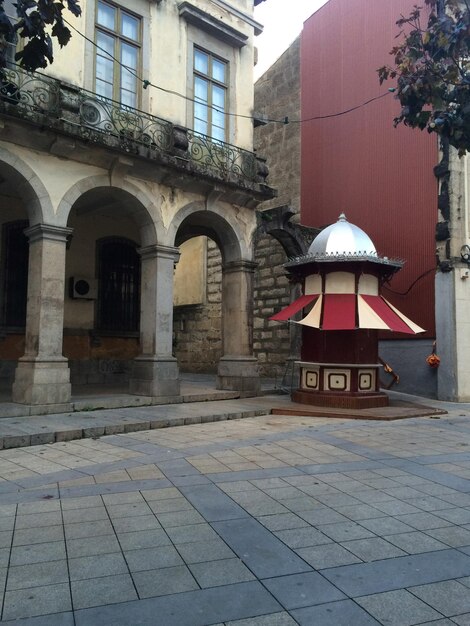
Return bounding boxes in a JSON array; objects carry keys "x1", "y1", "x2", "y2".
[
  {"x1": 1, "y1": 220, "x2": 29, "y2": 328},
  {"x1": 96, "y1": 237, "x2": 140, "y2": 332}
]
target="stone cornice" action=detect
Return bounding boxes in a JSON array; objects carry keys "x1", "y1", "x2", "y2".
[
  {"x1": 178, "y1": 2, "x2": 249, "y2": 47},
  {"x1": 138, "y1": 244, "x2": 181, "y2": 262},
  {"x1": 24, "y1": 224, "x2": 73, "y2": 244},
  {"x1": 223, "y1": 260, "x2": 257, "y2": 273}
]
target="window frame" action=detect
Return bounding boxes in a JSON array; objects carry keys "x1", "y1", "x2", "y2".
[
  {"x1": 94, "y1": 0, "x2": 143, "y2": 108},
  {"x1": 185, "y1": 24, "x2": 235, "y2": 144},
  {"x1": 0, "y1": 220, "x2": 29, "y2": 331},
  {"x1": 95, "y1": 236, "x2": 141, "y2": 335},
  {"x1": 193, "y1": 46, "x2": 229, "y2": 142},
  {"x1": 3, "y1": 0, "x2": 21, "y2": 68}
]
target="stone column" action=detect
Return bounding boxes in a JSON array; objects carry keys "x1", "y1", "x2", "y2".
[
  {"x1": 217, "y1": 260, "x2": 260, "y2": 396},
  {"x1": 12, "y1": 224, "x2": 72, "y2": 406},
  {"x1": 129, "y1": 244, "x2": 181, "y2": 398},
  {"x1": 435, "y1": 149, "x2": 470, "y2": 401}
]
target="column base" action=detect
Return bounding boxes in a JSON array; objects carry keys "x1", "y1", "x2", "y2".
[
  {"x1": 12, "y1": 357, "x2": 71, "y2": 405},
  {"x1": 129, "y1": 357, "x2": 180, "y2": 398},
  {"x1": 217, "y1": 356, "x2": 260, "y2": 397}
]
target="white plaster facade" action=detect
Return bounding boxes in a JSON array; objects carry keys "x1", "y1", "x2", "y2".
[{"x1": 0, "y1": 0, "x2": 274, "y2": 408}]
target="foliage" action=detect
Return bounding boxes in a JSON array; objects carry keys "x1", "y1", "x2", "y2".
[
  {"x1": 378, "y1": 0, "x2": 470, "y2": 155},
  {"x1": 0, "y1": 0, "x2": 81, "y2": 72}
]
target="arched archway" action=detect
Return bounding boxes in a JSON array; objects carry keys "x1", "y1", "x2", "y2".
[
  {"x1": 57, "y1": 176, "x2": 159, "y2": 246},
  {"x1": 62, "y1": 182, "x2": 161, "y2": 393},
  {"x1": 0, "y1": 147, "x2": 53, "y2": 224},
  {"x1": 0, "y1": 150, "x2": 70, "y2": 405},
  {"x1": 169, "y1": 203, "x2": 260, "y2": 396}
]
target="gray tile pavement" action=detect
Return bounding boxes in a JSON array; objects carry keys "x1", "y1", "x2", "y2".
[{"x1": 1, "y1": 406, "x2": 470, "y2": 623}]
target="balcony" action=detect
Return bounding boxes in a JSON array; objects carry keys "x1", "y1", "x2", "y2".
[{"x1": 0, "y1": 65, "x2": 272, "y2": 199}]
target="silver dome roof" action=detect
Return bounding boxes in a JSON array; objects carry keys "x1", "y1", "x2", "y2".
[{"x1": 308, "y1": 214, "x2": 377, "y2": 257}]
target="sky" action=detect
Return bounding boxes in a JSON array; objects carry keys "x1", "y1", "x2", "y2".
[{"x1": 253, "y1": 0, "x2": 329, "y2": 80}]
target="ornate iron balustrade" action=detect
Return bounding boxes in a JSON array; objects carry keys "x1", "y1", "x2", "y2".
[
  {"x1": 187, "y1": 130, "x2": 258, "y2": 181},
  {"x1": 62, "y1": 87, "x2": 173, "y2": 154},
  {"x1": 0, "y1": 65, "x2": 60, "y2": 118},
  {"x1": 0, "y1": 65, "x2": 268, "y2": 185}
]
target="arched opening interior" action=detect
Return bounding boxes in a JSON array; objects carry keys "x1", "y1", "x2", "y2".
[
  {"x1": 65, "y1": 187, "x2": 146, "y2": 389},
  {"x1": 173, "y1": 235, "x2": 223, "y2": 374},
  {"x1": 0, "y1": 162, "x2": 35, "y2": 398},
  {"x1": 172, "y1": 209, "x2": 244, "y2": 387}
]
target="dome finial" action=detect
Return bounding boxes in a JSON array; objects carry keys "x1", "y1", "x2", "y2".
[{"x1": 338, "y1": 213, "x2": 347, "y2": 221}]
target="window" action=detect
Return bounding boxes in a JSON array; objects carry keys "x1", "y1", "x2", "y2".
[
  {"x1": 3, "y1": 0, "x2": 19, "y2": 67},
  {"x1": 95, "y1": 1, "x2": 141, "y2": 107},
  {"x1": 1, "y1": 221, "x2": 29, "y2": 328},
  {"x1": 96, "y1": 238, "x2": 140, "y2": 332},
  {"x1": 193, "y1": 48, "x2": 228, "y2": 141}
]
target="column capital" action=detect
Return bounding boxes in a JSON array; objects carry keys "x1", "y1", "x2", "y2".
[
  {"x1": 138, "y1": 244, "x2": 181, "y2": 263},
  {"x1": 222, "y1": 260, "x2": 257, "y2": 274},
  {"x1": 25, "y1": 224, "x2": 73, "y2": 244}
]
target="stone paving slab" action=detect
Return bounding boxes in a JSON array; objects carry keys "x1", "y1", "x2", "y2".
[
  {"x1": 73, "y1": 581, "x2": 282, "y2": 626},
  {"x1": 322, "y1": 549, "x2": 470, "y2": 596},
  {"x1": 0, "y1": 388, "x2": 448, "y2": 451},
  {"x1": 1, "y1": 403, "x2": 470, "y2": 624}
]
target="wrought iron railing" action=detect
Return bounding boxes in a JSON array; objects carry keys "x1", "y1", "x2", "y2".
[
  {"x1": 68, "y1": 91, "x2": 173, "y2": 153},
  {"x1": 0, "y1": 64, "x2": 60, "y2": 117},
  {"x1": 187, "y1": 130, "x2": 258, "y2": 181},
  {"x1": 0, "y1": 64, "x2": 268, "y2": 185}
]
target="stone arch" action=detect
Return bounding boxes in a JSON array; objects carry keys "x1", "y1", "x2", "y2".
[
  {"x1": 167, "y1": 201, "x2": 249, "y2": 264},
  {"x1": 256, "y1": 205, "x2": 315, "y2": 258},
  {"x1": 168, "y1": 201, "x2": 260, "y2": 394},
  {"x1": 56, "y1": 175, "x2": 160, "y2": 246},
  {"x1": 0, "y1": 146, "x2": 53, "y2": 224}
]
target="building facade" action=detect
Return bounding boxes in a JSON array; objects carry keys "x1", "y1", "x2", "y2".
[
  {"x1": 300, "y1": 0, "x2": 439, "y2": 397},
  {"x1": 0, "y1": 0, "x2": 274, "y2": 408},
  {"x1": 255, "y1": 0, "x2": 452, "y2": 398}
]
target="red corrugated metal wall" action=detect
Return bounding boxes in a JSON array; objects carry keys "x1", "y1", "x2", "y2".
[{"x1": 301, "y1": 0, "x2": 437, "y2": 336}]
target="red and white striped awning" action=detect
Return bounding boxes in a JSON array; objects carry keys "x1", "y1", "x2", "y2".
[
  {"x1": 270, "y1": 271, "x2": 424, "y2": 334},
  {"x1": 270, "y1": 293, "x2": 424, "y2": 334}
]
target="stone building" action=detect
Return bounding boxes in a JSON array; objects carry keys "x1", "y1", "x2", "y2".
[
  {"x1": 171, "y1": 36, "x2": 312, "y2": 383},
  {"x1": 0, "y1": 0, "x2": 274, "y2": 410},
  {"x1": 256, "y1": 0, "x2": 470, "y2": 402},
  {"x1": 252, "y1": 38, "x2": 314, "y2": 382}
]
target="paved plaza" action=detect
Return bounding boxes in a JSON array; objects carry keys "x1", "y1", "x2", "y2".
[{"x1": 1, "y1": 402, "x2": 470, "y2": 624}]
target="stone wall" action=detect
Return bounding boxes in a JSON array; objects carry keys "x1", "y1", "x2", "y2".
[
  {"x1": 253, "y1": 233, "x2": 292, "y2": 378},
  {"x1": 252, "y1": 37, "x2": 303, "y2": 378},
  {"x1": 173, "y1": 238, "x2": 223, "y2": 372},
  {"x1": 254, "y1": 36, "x2": 301, "y2": 215}
]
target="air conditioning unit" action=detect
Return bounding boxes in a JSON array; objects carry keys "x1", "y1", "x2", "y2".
[{"x1": 69, "y1": 277, "x2": 97, "y2": 300}]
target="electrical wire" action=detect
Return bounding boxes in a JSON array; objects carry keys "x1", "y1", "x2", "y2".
[
  {"x1": 63, "y1": 16, "x2": 393, "y2": 125},
  {"x1": 383, "y1": 267, "x2": 435, "y2": 296}
]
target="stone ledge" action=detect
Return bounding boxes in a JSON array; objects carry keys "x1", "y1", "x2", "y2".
[{"x1": 0, "y1": 391, "x2": 275, "y2": 450}]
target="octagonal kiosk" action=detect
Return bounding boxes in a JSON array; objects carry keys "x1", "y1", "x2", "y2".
[{"x1": 271, "y1": 214, "x2": 424, "y2": 409}]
